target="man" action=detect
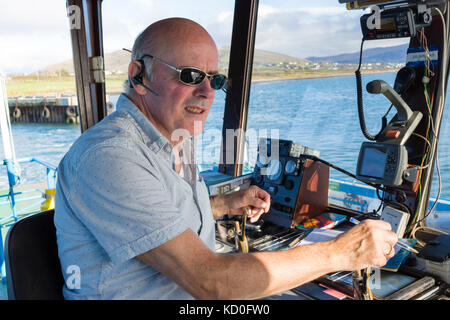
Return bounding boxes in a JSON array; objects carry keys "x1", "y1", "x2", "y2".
[{"x1": 55, "y1": 18, "x2": 398, "y2": 300}]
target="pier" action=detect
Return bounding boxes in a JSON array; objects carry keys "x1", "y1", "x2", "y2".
[{"x1": 7, "y1": 95, "x2": 114, "y2": 124}]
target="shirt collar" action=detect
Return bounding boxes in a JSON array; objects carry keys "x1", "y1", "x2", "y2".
[{"x1": 115, "y1": 93, "x2": 173, "y2": 155}]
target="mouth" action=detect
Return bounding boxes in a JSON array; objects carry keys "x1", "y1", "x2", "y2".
[{"x1": 184, "y1": 106, "x2": 206, "y2": 115}]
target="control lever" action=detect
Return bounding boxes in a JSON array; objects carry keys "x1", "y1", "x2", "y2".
[
  {"x1": 366, "y1": 80, "x2": 413, "y2": 121},
  {"x1": 353, "y1": 268, "x2": 374, "y2": 300},
  {"x1": 366, "y1": 80, "x2": 423, "y2": 145},
  {"x1": 237, "y1": 208, "x2": 250, "y2": 253}
]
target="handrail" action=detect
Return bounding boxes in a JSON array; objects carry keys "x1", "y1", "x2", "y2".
[
  {"x1": 0, "y1": 157, "x2": 58, "y2": 223},
  {"x1": 0, "y1": 157, "x2": 58, "y2": 280},
  {"x1": 13, "y1": 157, "x2": 58, "y2": 171}
]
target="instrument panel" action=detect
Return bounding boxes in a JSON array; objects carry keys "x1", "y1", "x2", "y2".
[{"x1": 252, "y1": 138, "x2": 325, "y2": 228}]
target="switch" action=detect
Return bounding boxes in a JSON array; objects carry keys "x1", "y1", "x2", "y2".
[
  {"x1": 284, "y1": 179, "x2": 294, "y2": 190},
  {"x1": 386, "y1": 130, "x2": 400, "y2": 138}
]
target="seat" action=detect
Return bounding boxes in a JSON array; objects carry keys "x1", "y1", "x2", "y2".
[{"x1": 5, "y1": 209, "x2": 64, "y2": 300}]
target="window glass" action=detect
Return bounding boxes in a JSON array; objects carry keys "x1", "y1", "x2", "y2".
[
  {"x1": 427, "y1": 100, "x2": 450, "y2": 233},
  {"x1": 0, "y1": 1, "x2": 78, "y2": 189},
  {"x1": 0, "y1": 0, "x2": 235, "y2": 209},
  {"x1": 102, "y1": 0, "x2": 235, "y2": 170},
  {"x1": 246, "y1": 1, "x2": 449, "y2": 222}
]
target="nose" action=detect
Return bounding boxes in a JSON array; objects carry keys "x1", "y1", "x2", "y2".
[{"x1": 194, "y1": 77, "x2": 216, "y2": 99}]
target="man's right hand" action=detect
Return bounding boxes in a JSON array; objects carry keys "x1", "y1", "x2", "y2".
[{"x1": 330, "y1": 219, "x2": 398, "y2": 270}]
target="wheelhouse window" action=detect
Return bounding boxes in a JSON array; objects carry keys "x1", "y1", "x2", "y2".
[
  {"x1": 244, "y1": 1, "x2": 449, "y2": 227},
  {"x1": 0, "y1": 1, "x2": 79, "y2": 187},
  {"x1": 102, "y1": 0, "x2": 235, "y2": 170}
]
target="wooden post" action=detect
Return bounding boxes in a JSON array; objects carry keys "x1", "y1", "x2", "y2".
[{"x1": 67, "y1": 0, "x2": 106, "y2": 133}]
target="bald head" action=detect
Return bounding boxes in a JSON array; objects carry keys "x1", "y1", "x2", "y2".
[
  {"x1": 131, "y1": 18, "x2": 217, "y2": 63},
  {"x1": 125, "y1": 18, "x2": 220, "y2": 144}
]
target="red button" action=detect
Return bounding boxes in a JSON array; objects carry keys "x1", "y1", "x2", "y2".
[{"x1": 386, "y1": 130, "x2": 400, "y2": 138}]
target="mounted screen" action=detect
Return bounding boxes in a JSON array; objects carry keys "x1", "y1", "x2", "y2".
[
  {"x1": 356, "y1": 142, "x2": 408, "y2": 186},
  {"x1": 359, "y1": 146, "x2": 388, "y2": 179}
]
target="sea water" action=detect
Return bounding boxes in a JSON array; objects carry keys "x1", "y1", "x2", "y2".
[{"x1": 0, "y1": 73, "x2": 449, "y2": 201}]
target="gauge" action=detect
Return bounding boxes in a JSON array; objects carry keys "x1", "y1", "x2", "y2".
[
  {"x1": 285, "y1": 160, "x2": 297, "y2": 174},
  {"x1": 265, "y1": 159, "x2": 282, "y2": 181},
  {"x1": 257, "y1": 154, "x2": 269, "y2": 167}
]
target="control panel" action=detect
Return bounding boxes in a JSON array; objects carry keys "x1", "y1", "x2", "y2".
[
  {"x1": 252, "y1": 139, "x2": 329, "y2": 228},
  {"x1": 361, "y1": 8, "x2": 417, "y2": 40}
]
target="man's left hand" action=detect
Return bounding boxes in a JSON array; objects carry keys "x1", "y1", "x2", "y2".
[{"x1": 219, "y1": 186, "x2": 271, "y2": 223}]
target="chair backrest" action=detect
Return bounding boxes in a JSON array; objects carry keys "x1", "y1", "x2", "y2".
[{"x1": 5, "y1": 209, "x2": 64, "y2": 300}]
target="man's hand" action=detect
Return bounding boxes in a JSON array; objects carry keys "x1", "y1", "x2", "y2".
[
  {"x1": 330, "y1": 219, "x2": 398, "y2": 270},
  {"x1": 210, "y1": 186, "x2": 270, "y2": 222}
]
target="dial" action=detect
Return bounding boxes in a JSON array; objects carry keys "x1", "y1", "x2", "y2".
[
  {"x1": 266, "y1": 159, "x2": 282, "y2": 181},
  {"x1": 285, "y1": 160, "x2": 297, "y2": 174},
  {"x1": 257, "y1": 154, "x2": 269, "y2": 167}
]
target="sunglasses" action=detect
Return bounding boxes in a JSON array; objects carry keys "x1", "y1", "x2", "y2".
[{"x1": 140, "y1": 54, "x2": 228, "y2": 92}]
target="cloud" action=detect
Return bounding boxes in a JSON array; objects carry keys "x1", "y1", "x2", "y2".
[
  {"x1": 254, "y1": 8, "x2": 364, "y2": 58},
  {"x1": 0, "y1": 1, "x2": 69, "y2": 35},
  {"x1": 0, "y1": 1, "x2": 73, "y2": 74},
  {"x1": 102, "y1": 0, "x2": 171, "y2": 52},
  {"x1": 0, "y1": 1, "x2": 409, "y2": 74},
  {"x1": 0, "y1": 0, "x2": 171, "y2": 74},
  {"x1": 258, "y1": 4, "x2": 281, "y2": 18},
  {"x1": 203, "y1": 5, "x2": 397, "y2": 59}
]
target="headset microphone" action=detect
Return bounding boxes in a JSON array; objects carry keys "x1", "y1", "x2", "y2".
[{"x1": 129, "y1": 76, "x2": 160, "y2": 97}]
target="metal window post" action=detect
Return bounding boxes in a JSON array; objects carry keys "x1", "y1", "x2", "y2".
[{"x1": 219, "y1": 0, "x2": 259, "y2": 177}]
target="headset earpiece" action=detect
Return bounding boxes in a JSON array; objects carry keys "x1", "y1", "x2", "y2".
[{"x1": 129, "y1": 60, "x2": 160, "y2": 96}]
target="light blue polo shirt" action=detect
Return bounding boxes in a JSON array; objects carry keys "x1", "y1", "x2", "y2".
[{"x1": 54, "y1": 94, "x2": 215, "y2": 299}]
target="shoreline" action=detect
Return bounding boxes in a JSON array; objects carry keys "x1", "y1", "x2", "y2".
[
  {"x1": 92, "y1": 69, "x2": 400, "y2": 96},
  {"x1": 251, "y1": 69, "x2": 397, "y2": 84},
  {"x1": 7, "y1": 69, "x2": 398, "y2": 97}
]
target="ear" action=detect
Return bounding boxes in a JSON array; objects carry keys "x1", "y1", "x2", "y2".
[{"x1": 128, "y1": 61, "x2": 147, "y2": 96}]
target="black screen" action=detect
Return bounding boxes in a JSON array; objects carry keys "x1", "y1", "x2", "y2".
[
  {"x1": 380, "y1": 17, "x2": 396, "y2": 32},
  {"x1": 359, "y1": 147, "x2": 387, "y2": 179}
]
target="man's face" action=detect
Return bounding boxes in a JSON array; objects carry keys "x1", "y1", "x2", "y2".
[{"x1": 141, "y1": 38, "x2": 219, "y2": 143}]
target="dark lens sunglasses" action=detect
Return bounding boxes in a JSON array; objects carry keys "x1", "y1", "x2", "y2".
[{"x1": 140, "y1": 54, "x2": 228, "y2": 92}]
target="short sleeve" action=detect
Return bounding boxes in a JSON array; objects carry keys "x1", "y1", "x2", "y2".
[{"x1": 67, "y1": 144, "x2": 187, "y2": 265}]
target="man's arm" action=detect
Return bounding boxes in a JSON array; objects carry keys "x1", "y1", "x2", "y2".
[{"x1": 137, "y1": 219, "x2": 397, "y2": 300}]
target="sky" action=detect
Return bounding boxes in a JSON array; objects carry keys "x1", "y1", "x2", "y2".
[{"x1": 0, "y1": 0, "x2": 409, "y2": 75}]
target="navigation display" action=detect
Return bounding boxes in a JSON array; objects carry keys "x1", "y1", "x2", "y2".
[
  {"x1": 359, "y1": 147, "x2": 387, "y2": 178},
  {"x1": 380, "y1": 17, "x2": 396, "y2": 32}
]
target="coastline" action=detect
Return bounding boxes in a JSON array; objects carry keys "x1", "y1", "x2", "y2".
[
  {"x1": 251, "y1": 69, "x2": 398, "y2": 85},
  {"x1": 6, "y1": 69, "x2": 398, "y2": 97},
  {"x1": 102, "y1": 69, "x2": 399, "y2": 95}
]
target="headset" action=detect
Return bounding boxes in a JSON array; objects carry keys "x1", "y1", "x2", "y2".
[{"x1": 128, "y1": 59, "x2": 160, "y2": 96}]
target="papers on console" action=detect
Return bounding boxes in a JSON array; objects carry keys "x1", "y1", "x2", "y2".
[{"x1": 299, "y1": 228, "x2": 345, "y2": 245}]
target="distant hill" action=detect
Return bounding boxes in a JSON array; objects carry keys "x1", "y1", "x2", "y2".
[
  {"x1": 218, "y1": 46, "x2": 309, "y2": 70},
  {"x1": 40, "y1": 47, "x2": 310, "y2": 74},
  {"x1": 41, "y1": 49, "x2": 131, "y2": 74},
  {"x1": 306, "y1": 44, "x2": 408, "y2": 64},
  {"x1": 40, "y1": 44, "x2": 407, "y2": 75}
]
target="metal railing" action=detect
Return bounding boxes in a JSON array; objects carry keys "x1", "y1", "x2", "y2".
[{"x1": 0, "y1": 157, "x2": 57, "y2": 281}]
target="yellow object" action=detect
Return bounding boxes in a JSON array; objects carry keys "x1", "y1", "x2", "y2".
[
  {"x1": 346, "y1": 2, "x2": 360, "y2": 10},
  {"x1": 66, "y1": 116, "x2": 77, "y2": 124},
  {"x1": 41, "y1": 188, "x2": 56, "y2": 211},
  {"x1": 238, "y1": 208, "x2": 250, "y2": 253}
]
